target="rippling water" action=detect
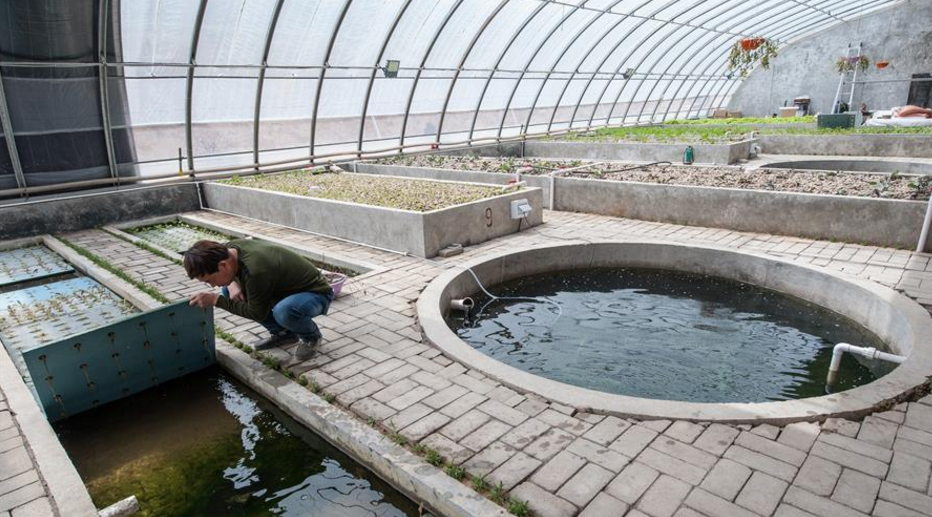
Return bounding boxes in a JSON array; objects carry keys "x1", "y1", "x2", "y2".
[
  {"x1": 56, "y1": 368, "x2": 419, "y2": 516},
  {"x1": 450, "y1": 268, "x2": 895, "y2": 403}
]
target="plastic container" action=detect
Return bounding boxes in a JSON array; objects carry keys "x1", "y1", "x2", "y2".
[{"x1": 324, "y1": 272, "x2": 348, "y2": 296}]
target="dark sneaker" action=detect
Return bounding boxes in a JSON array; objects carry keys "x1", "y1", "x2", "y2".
[
  {"x1": 253, "y1": 331, "x2": 297, "y2": 351},
  {"x1": 293, "y1": 337, "x2": 321, "y2": 361}
]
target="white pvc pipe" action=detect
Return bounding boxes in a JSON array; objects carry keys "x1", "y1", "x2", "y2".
[
  {"x1": 826, "y1": 343, "x2": 906, "y2": 386},
  {"x1": 918, "y1": 194, "x2": 932, "y2": 253}
]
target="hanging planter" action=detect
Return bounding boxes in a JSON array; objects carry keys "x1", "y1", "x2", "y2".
[
  {"x1": 875, "y1": 60, "x2": 890, "y2": 69},
  {"x1": 727, "y1": 37, "x2": 778, "y2": 78},
  {"x1": 739, "y1": 37, "x2": 766, "y2": 51},
  {"x1": 836, "y1": 55, "x2": 870, "y2": 73}
]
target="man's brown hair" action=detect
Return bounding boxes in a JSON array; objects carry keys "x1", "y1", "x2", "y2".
[{"x1": 183, "y1": 240, "x2": 229, "y2": 279}]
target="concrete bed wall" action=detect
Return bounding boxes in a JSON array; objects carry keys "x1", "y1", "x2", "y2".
[
  {"x1": 202, "y1": 181, "x2": 543, "y2": 258},
  {"x1": 346, "y1": 163, "x2": 554, "y2": 209},
  {"x1": 554, "y1": 176, "x2": 931, "y2": 250},
  {"x1": 0, "y1": 184, "x2": 201, "y2": 241},
  {"x1": 523, "y1": 140, "x2": 754, "y2": 165},
  {"x1": 758, "y1": 134, "x2": 932, "y2": 158}
]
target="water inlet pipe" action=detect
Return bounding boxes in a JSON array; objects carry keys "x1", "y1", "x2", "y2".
[
  {"x1": 450, "y1": 297, "x2": 474, "y2": 312},
  {"x1": 918, "y1": 192, "x2": 932, "y2": 253},
  {"x1": 826, "y1": 343, "x2": 906, "y2": 386}
]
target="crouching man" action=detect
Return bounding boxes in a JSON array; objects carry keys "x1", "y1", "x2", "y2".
[{"x1": 184, "y1": 239, "x2": 333, "y2": 360}]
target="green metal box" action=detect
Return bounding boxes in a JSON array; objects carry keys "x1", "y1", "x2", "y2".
[{"x1": 817, "y1": 113, "x2": 856, "y2": 129}]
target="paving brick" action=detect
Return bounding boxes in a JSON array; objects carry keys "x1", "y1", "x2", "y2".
[
  {"x1": 583, "y1": 416, "x2": 631, "y2": 446},
  {"x1": 336, "y1": 378, "x2": 385, "y2": 406},
  {"x1": 537, "y1": 410, "x2": 592, "y2": 436},
  {"x1": 879, "y1": 480, "x2": 932, "y2": 516},
  {"x1": 409, "y1": 370, "x2": 451, "y2": 391},
  {"x1": 440, "y1": 409, "x2": 491, "y2": 443},
  {"x1": 556, "y1": 462, "x2": 615, "y2": 508},
  {"x1": 664, "y1": 421, "x2": 704, "y2": 444},
  {"x1": 501, "y1": 418, "x2": 551, "y2": 450},
  {"x1": 460, "y1": 420, "x2": 512, "y2": 452},
  {"x1": 894, "y1": 436, "x2": 932, "y2": 463},
  {"x1": 421, "y1": 384, "x2": 469, "y2": 410},
  {"x1": 636, "y1": 447, "x2": 708, "y2": 486},
  {"x1": 793, "y1": 455, "x2": 842, "y2": 496},
  {"x1": 326, "y1": 373, "x2": 371, "y2": 396},
  {"x1": 701, "y1": 458, "x2": 752, "y2": 501},
  {"x1": 736, "y1": 471, "x2": 788, "y2": 516},
  {"x1": 822, "y1": 418, "x2": 860, "y2": 438},
  {"x1": 401, "y1": 412, "x2": 451, "y2": 443},
  {"x1": 0, "y1": 437, "x2": 23, "y2": 456},
  {"x1": 387, "y1": 385, "x2": 435, "y2": 411},
  {"x1": 637, "y1": 475, "x2": 691, "y2": 517},
  {"x1": 524, "y1": 428, "x2": 576, "y2": 462},
  {"x1": 477, "y1": 399, "x2": 528, "y2": 426},
  {"x1": 817, "y1": 433, "x2": 893, "y2": 463},
  {"x1": 449, "y1": 374, "x2": 495, "y2": 395},
  {"x1": 378, "y1": 364, "x2": 421, "y2": 384},
  {"x1": 10, "y1": 496, "x2": 53, "y2": 517},
  {"x1": 872, "y1": 499, "x2": 929, "y2": 517},
  {"x1": 809, "y1": 442, "x2": 888, "y2": 478},
  {"x1": 485, "y1": 385, "x2": 519, "y2": 405},
  {"x1": 778, "y1": 422, "x2": 821, "y2": 452},
  {"x1": 515, "y1": 397, "x2": 548, "y2": 417},
  {"x1": 773, "y1": 505, "x2": 820, "y2": 517},
  {"x1": 605, "y1": 461, "x2": 659, "y2": 505},
  {"x1": 509, "y1": 482, "x2": 576, "y2": 517},
  {"x1": 856, "y1": 416, "x2": 899, "y2": 449},
  {"x1": 462, "y1": 441, "x2": 517, "y2": 478},
  {"x1": 639, "y1": 420, "x2": 671, "y2": 433},
  {"x1": 651, "y1": 437, "x2": 717, "y2": 470},
  {"x1": 0, "y1": 471, "x2": 38, "y2": 500},
  {"x1": 685, "y1": 488, "x2": 759, "y2": 517},
  {"x1": 0, "y1": 448, "x2": 32, "y2": 483},
  {"x1": 610, "y1": 425, "x2": 658, "y2": 458},
  {"x1": 373, "y1": 378, "x2": 419, "y2": 404},
  {"x1": 887, "y1": 451, "x2": 932, "y2": 493},
  {"x1": 0, "y1": 482, "x2": 43, "y2": 514},
  {"x1": 362, "y1": 358, "x2": 407, "y2": 379},
  {"x1": 566, "y1": 437, "x2": 630, "y2": 473},
  {"x1": 349, "y1": 397, "x2": 396, "y2": 422},
  {"x1": 386, "y1": 403, "x2": 433, "y2": 431},
  {"x1": 830, "y1": 469, "x2": 880, "y2": 514},
  {"x1": 783, "y1": 486, "x2": 870, "y2": 517},
  {"x1": 531, "y1": 450, "x2": 587, "y2": 492},
  {"x1": 898, "y1": 426, "x2": 932, "y2": 447},
  {"x1": 751, "y1": 424, "x2": 780, "y2": 440},
  {"x1": 420, "y1": 433, "x2": 473, "y2": 466},
  {"x1": 487, "y1": 452, "x2": 542, "y2": 491},
  {"x1": 736, "y1": 431, "x2": 808, "y2": 466},
  {"x1": 439, "y1": 392, "x2": 487, "y2": 419},
  {"x1": 579, "y1": 492, "x2": 628, "y2": 517},
  {"x1": 693, "y1": 424, "x2": 740, "y2": 456},
  {"x1": 723, "y1": 446, "x2": 798, "y2": 482},
  {"x1": 906, "y1": 403, "x2": 932, "y2": 434},
  {"x1": 875, "y1": 409, "x2": 906, "y2": 425}
]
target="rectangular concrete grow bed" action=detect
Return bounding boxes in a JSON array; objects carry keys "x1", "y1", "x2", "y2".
[
  {"x1": 758, "y1": 133, "x2": 932, "y2": 158},
  {"x1": 201, "y1": 171, "x2": 543, "y2": 257}
]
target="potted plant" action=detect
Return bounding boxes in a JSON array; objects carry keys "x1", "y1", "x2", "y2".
[
  {"x1": 727, "y1": 37, "x2": 778, "y2": 78},
  {"x1": 836, "y1": 55, "x2": 870, "y2": 73}
]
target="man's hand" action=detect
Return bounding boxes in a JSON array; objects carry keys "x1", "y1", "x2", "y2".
[
  {"x1": 189, "y1": 291, "x2": 219, "y2": 309},
  {"x1": 228, "y1": 281, "x2": 245, "y2": 302}
]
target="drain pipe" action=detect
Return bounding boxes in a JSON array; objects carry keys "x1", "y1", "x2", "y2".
[
  {"x1": 918, "y1": 194, "x2": 932, "y2": 253},
  {"x1": 547, "y1": 161, "x2": 607, "y2": 210},
  {"x1": 826, "y1": 343, "x2": 906, "y2": 386}
]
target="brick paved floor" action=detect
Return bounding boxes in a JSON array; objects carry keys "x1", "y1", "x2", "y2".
[
  {"x1": 64, "y1": 209, "x2": 932, "y2": 517},
  {"x1": 0, "y1": 386, "x2": 56, "y2": 517}
]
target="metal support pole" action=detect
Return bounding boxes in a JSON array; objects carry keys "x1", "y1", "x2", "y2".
[
  {"x1": 253, "y1": 0, "x2": 287, "y2": 171},
  {"x1": 185, "y1": 0, "x2": 210, "y2": 172},
  {"x1": 0, "y1": 67, "x2": 26, "y2": 191},
  {"x1": 98, "y1": 0, "x2": 119, "y2": 181}
]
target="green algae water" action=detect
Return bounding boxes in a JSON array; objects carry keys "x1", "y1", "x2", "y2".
[
  {"x1": 55, "y1": 368, "x2": 419, "y2": 517},
  {"x1": 450, "y1": 268, "x2": 896, "y2": 403}
]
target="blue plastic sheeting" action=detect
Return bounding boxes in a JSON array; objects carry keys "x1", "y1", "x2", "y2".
[
  {"x1": 21, "y1": 301, "x2": 215, "y2": 422},
  {"x1": 0, "y1": 246, "x2": 73, "y2": 287}
]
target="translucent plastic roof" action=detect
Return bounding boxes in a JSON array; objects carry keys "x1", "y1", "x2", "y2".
[{"x1": 0, "y1": 0, "x2": 903, "y2": 194}]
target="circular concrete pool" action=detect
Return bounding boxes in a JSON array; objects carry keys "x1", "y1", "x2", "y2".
[{"x1": 417, "y1": 242, "x2": 932, "y2": 422}]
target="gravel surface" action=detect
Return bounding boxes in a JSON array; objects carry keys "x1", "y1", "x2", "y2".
[
  {"x1": 222, "y1": 170, "x2": 511, "y2": 211},
  {"x1": 374, "y1": 156, "x2": 932, "y2": 200}
]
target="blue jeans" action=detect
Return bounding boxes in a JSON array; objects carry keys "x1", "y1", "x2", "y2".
[{"x1": 222, "y1": 288, "x2": 333, "y2": 341}]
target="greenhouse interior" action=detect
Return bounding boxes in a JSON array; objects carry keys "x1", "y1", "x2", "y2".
[{"x1": 2, "y1": 1, "x2": 932, "y2": 516}]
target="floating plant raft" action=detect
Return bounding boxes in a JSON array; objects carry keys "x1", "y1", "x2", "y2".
[
  {"x1": 129, "y1": 221, "x2": 230, "y2": 254},
  {"x1": 0, "y1": 245, "x2": 74, "y2": 287},
  {"x1": 22, "y1": 301, "x2": 215, "y2": 422}
]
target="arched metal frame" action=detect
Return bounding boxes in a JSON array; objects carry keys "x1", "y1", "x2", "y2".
[{"x1": 0, "y1": 0, "x2": 909, "y2": 198}]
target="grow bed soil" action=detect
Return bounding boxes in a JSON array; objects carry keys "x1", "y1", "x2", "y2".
[{"x1": 376, "y1": 156, "x2": 931, "y2": 201}]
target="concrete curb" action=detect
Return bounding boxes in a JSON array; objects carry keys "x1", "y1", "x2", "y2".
[
  {"x1": 216, "y1": 342, "x2": 507, "y2": 517},
  {"x1": 418, "y1": 240, "x2": 932, "y2": 424},
  {"x1": 758, "y1": 134, "x2": 932, "y2": 158}
]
